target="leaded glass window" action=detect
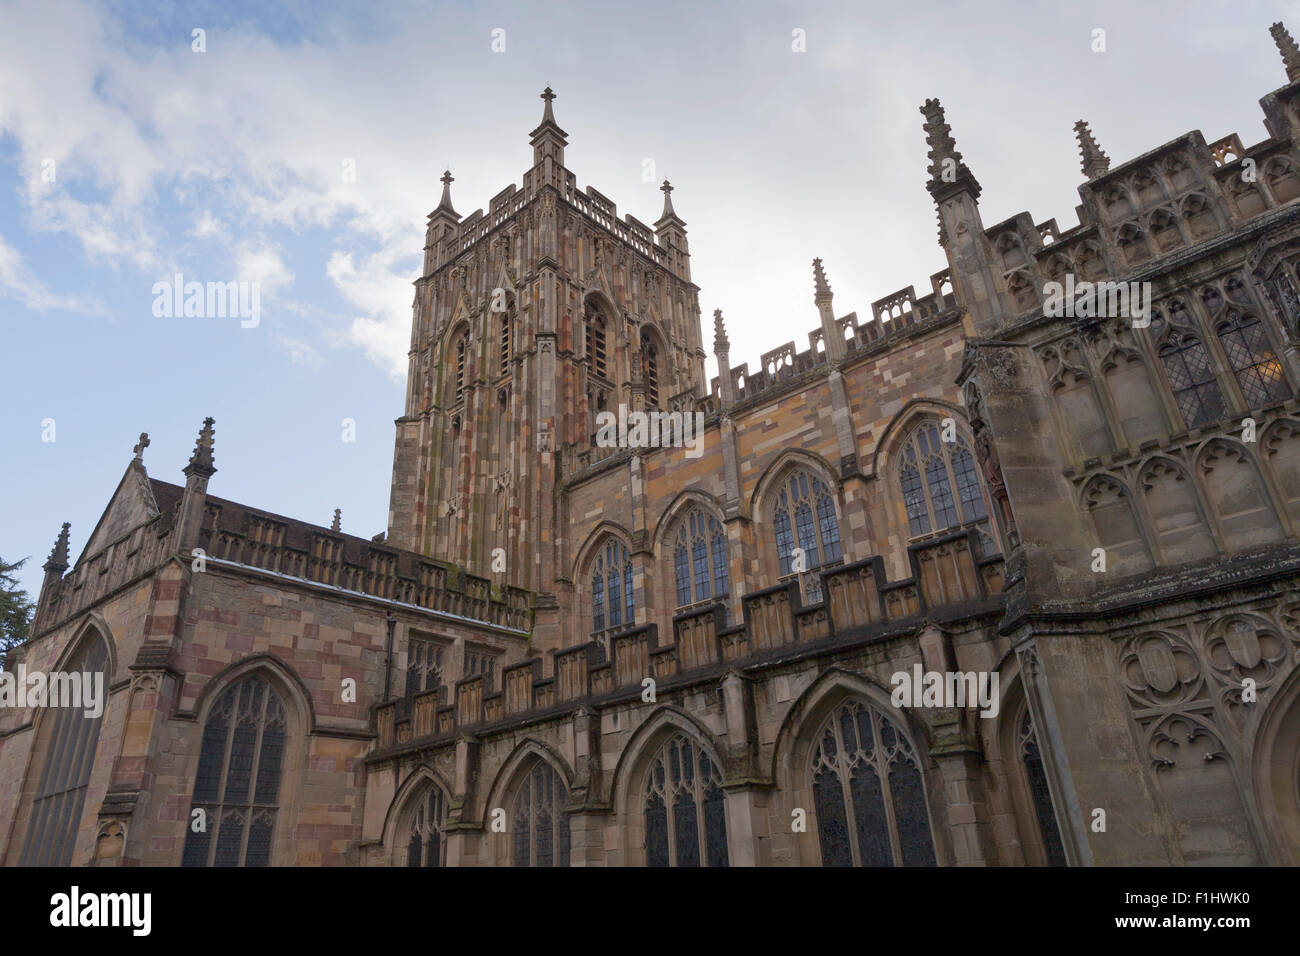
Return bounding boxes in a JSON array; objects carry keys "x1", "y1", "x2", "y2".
[
  {"x1": 591, "y1": 539, "x2": 634, "y2": 636},
  {"x1": 1018, "y1": 705, "x2": 1066, "y2": 866},
  {"x1": 898, "y1": 421, "x2": 989, "y2": 538},
  {"x1": 182, "y1": 675, "x2": 287, "y2": 867},
  {"x1": 772, "y1": 470, "x2": 843, "y2": 604},
  {"x1": 1216, "y1": 311, "x2": 1289, "y2": 409},
  {"x1": 644, "y1": 734, "x2": 729, "y2": 867},
  {"x1": 810, "y1": 700, "x2": 936, "y2": 867},
  {"x1": 511, "y1": 760, "x2": 571, "y2": 867},
  {"x1": 672, "y1": 508, "x2": 730, "y2": 610},
  {"x1": 406, "y1": 784, "x2": 449, "y2": 867},
  {"x1": 19, "y1": 634, "x2": 109, "y2": 866},
  {"x1": 1158, "y1": 330, "x2": 1224, "y2": 427}
]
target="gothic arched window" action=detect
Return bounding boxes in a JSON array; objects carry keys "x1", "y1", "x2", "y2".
[
  {"x1": 1158, "y1": 329, "x2": 1224, "y2": 427},
  {"x1": 644, "y1": 734, "x2": 729, "y2": 867},
  {"x1": 1018, "y1": 705, "x2": 1067, "y2": 866},
  {"x1": 182, "y1": 675, "x2": 287, "y2": 867},
  {"x1": 898, "y1": 420, "x2": 988, "y2": 538},
  {"x1": 810, "y1": 700, "x2": 936, "y2": 867},
  {"x1": 511, "y1": 759, "x2": 571, "y2": 867},
  {"x1": 672, "y1": 508, "x2": 729, "y2": 609},
  {"x1": 772, "y1": 469, "x2": 842, "y2": 604},
  {"x1": 19, "y1": 633, "x2": 109, "y2": 866},
  {"x1": 1215, "y1": 311, "x2": 1289, "y2": 409},
  {"x1": 586, "y1": 302, "x2": 608, "y2": 380},
  {"x1": 591, "y1": 539, "x2": 634, "y2": 635},
  {"x1": 406, "y1": 783, "x2": 449, "y2": 867}
]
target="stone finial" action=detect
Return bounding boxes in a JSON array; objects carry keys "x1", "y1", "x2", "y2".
[
  {"x1": 434, "y1": 170, "x2": 459, "y2": 218},
  {"x1": 813, "y1": 258, "x2": 832, "y2": 299},
  {"x1": 659, "y1": 180, "x2": 677, "y2": 221},
  {"x1": 713, "y1": 308, "x2": 729, "y2": 352},
  {"x1": 1272, "y1": 22, "x2": 1300, "y2": 83},
  {"x1": 184, "y1": 416, "x2": 216, "y2": 478},
  {"x1": 920, "y1": 98, "x2": 980, "y2": 197},
  {"x1": 331, "y1": 508, "x2": 341, "y2": 532},
  {"x1": 1074, "y1": 120, "x2": 1110, "y2": 179},
  {"x1": 43, "y1": 522, "x2": 70, "y2": 573},
  {"x1": 529, "y1": 86, "x2": 568, "y2": 148},
  {"x1": 132, "y1": 432, "x2": 150, "y2": 462}
]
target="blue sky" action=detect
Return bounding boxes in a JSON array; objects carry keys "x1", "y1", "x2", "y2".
[{"x1": 3, "y1": 0, "x2": 1299, "y2": 599}]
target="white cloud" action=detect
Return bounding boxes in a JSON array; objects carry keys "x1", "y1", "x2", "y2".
[
  {"x1": 235, "y1": 242, "x2": 295, "y2": 297},
  {"x1": 0, "y1": 233, "x2": 101, "y2": 313},
  {"x1": 0, "y1": 0, "x2": 1293, "y2": 378},
  {"x1": 327, "y1": 248, "x2": 414, "y2": 380}
]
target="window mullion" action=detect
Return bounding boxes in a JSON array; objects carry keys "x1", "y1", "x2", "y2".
[
  {"x1": 874, "y1": 715, "x2": 905, "y2": 866},
  {"x1": 210, "y1": 707, "x2": 239, "y2": 866},
  {"x1": 834, "y1": 722, "x2": 861, "y2": 868}
]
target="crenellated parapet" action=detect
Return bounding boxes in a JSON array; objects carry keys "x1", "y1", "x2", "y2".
[
  {"x1": 373, "y1": 528, "x2": 1004, "y2": 751},
  {"x1": 710, "y1": 266, "x2": 961, "y2": 407}
]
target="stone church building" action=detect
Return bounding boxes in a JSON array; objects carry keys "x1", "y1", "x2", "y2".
[{"x1": 5, "y1": 23, "x2": 1300, "y2": 867}]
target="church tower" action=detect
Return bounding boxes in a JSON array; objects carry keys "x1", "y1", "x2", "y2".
[{"x1": 387, "y1": 89, "x2": 708, "y2": 604}]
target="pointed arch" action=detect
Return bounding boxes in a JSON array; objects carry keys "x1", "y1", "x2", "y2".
[
  {"x1": 869, "y1": 399, "x2": 967, "y2": 479},
  {"x1": 1135, "y1": 455, "x2": 1217, "y2": 564},
  {"x1": 583, "y1": 291, "x2": 616, "y2": 383},
  {"x1": 653, "y1": 493, "x2": 730, "y2": 613},
  {"x1": 639, "y1": 321, "x2": 668, "y2": 409},
  {"x1": 15, "y1": 619, "x2": 112, "y2": 867},
  {"x1": 751, "y1": 450, "x2": 845, "y2": 605},
  {"x1": 1248, "y1": 659, "x2": 1300, "y2": 863},
  {"x1": 750, "y1": 447, "x2": 839, "y2": 517},
  {"x1": 611, "y1": 706, "x2": 730, "y2": 867},
  {"x1": 481, "y1": 739, "x2": 575, "y2": 867},
  {"x1": 382, "y1": 764, "x2": 454, "y2": 867},
  {"x1": 186, "y1": 652, "x2": 315, "y2": 734},
  {"x1": 997, "y1": 675, "x2": 1068, "y2": 866},
  {"x1": 1194, "y1": 438, "x2": 1286, "y2": 550},
  {"x1": 180, "y1": 663, "x2": 304, "y2": 867},
  {"x1": 1079, "y1": 473, "x2": 1155, "y2": 575},
  {"x1": 770, "y1": 667, "x2": 942, "y2": 867}
]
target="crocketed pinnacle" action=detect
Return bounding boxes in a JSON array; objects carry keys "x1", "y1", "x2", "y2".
[
  {"x1": 713, "y1": 308, "x2": 729, "y2": 352},
  {"x1": 920, "y1": 98, "x2": 980, "y2": 198},
  {"x1": 184, "y1": 416, "x2": 216, "y2": 478},
  {"x1": 1074, "y1": 120, "x2": 1110, "y2": 179},
  {"x1": 43, "y1": 522, "x2": 70, "y2": 573},
  {"x1": 1272, "y1": 22, "x2": 1300, "y2": 83},
  {"x1": 331, "y1": 508, "x2": 341, "y2": 532},
  {"x1": 813, "y1": 258, "x2": 832, "y2": 300}
]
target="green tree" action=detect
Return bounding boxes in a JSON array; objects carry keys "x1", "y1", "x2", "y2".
[{"x1": 1, "y1": 556, "x2": 35, "y2": 657}]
